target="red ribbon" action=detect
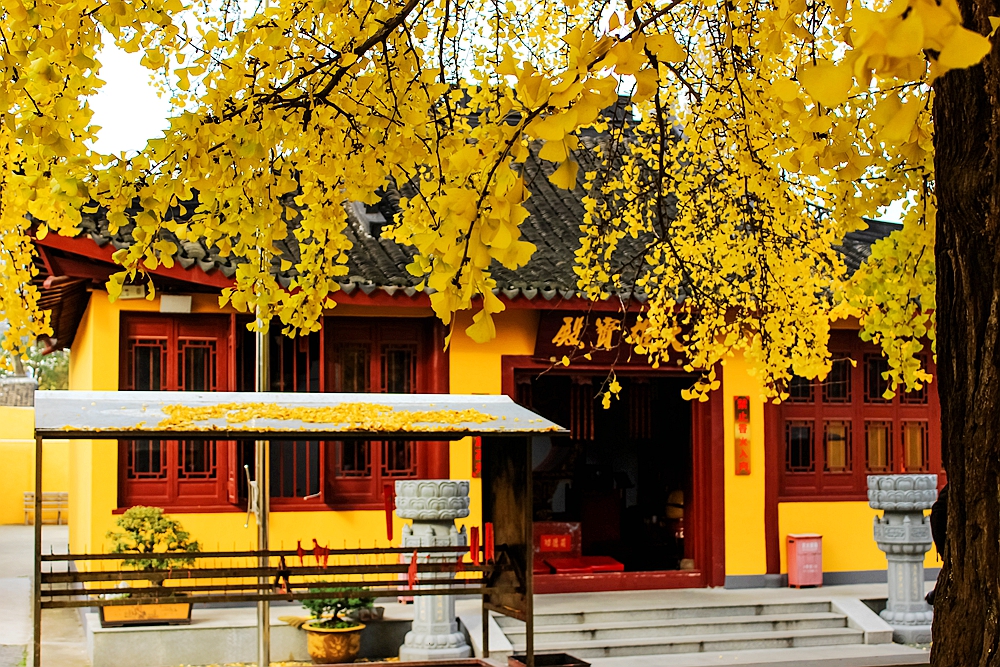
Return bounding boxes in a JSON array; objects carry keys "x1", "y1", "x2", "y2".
[
  {"x1": 470, "y1": 526, "x2": 480, "y2": 566},
  {"x1": 312, "y1": 539, "x2": 330, "y2": 568},
  {"x1": 485, "y1": 522, "x2": 495, "y2": 563},
  {"x1": 384, "y1": 484, "x2": 395, "y2": 541},
  {"x1": 407, "y1": 549, "x2": 419, "y2": 588},
  {"x1": 296, "y1": 540, "x2": 305, "y2": 567}
]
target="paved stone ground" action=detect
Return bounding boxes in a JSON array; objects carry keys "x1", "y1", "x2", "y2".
[{"x1": 0, "y1": 525, "x2": 90, "y2": 667}]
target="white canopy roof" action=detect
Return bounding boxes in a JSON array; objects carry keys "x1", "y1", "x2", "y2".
[{"x1": 34, "y1": 391, "x2": 567, "y2": 440}]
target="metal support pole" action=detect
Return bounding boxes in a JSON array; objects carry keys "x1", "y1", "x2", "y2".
[
  {"x1": 524, "y1": 437, "x2": 534, "y2": 667},
  {"x1": 32, "y1": 435, "x2": 42, "y2": 667},
  {"x1": 255, "y1": 322, "x2": 270, "y2": 667},
  {"x1": 481, "y1": 602, "x2": 490, "y2": 657}
]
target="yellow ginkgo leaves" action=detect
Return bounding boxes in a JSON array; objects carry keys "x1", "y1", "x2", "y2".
[
  {"x1": 549, "y1": 158, "x2": 580, "y2": 189},
  {"x1": 647, "y1": 33, "x2": 686, "y2": 62},
  {"x1": 850, "y1": 0, "x2": 991, "y2": 82},
  {"x1": 798, "y1": 61, "x2": 854, "y2": 108},
  {"x1": 0, "y1": 0, "x2": 988, "y2": 401}
]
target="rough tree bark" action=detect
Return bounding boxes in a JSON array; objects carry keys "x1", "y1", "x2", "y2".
[{"x1": 932, "y1": 5, "x2": 1000, "y2": 664}]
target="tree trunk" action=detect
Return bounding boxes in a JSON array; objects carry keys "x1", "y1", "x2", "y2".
[{"x1": 932, "y1": 5, "x2": 1000, "y2": 664}]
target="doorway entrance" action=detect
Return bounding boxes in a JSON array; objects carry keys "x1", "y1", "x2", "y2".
[{"x1": 510, "y1": 368, "x2": 722, "y2": 592}]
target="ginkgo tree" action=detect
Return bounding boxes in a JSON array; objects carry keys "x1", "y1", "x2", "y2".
[{"x1": 1, "y1": 0, "x2": 997, "y2": 660}]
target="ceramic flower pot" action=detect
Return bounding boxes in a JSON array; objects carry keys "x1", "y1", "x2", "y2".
[
  {"x1": 303, "y1": 619, "x2": 365, "y2": 664},
  {"x1": 99, "y1": 602, "x2": 192, "y2": 627}
]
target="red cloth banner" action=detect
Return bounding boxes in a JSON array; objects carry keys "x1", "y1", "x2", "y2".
[
  {"x1": 384, "y1": 483, "x2": 395, "y2": 540},
  {"x1": 470, "y1": 526, "x2": 480, "y2": 566},
  {"x1": 484, "y1": 522, "x2": 495, "y2": 563},
  {"x1": 407, "y1": 550, "x2": 418, "y2": 587}
]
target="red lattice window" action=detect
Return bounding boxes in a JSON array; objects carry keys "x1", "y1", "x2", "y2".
[
  {"x1": 129, "y1": 339, "x2": 167, "y2": 392},
  {"x1": 785, "y1": 421, "x2": 814, "y2": 473},
  {"x1": 271, "y1": 440, "x2": 323, "y2": 499},
  {"x1": 119, "y1": 315, "x2": 233, "y2": 510},
  {"x1": 786, "y1": 376, "x2": 815, "y2": 403},
  {"x1": 902, "y1": 421, "x2": 929, "y2": 472},
  {"x1": 177, "y1": 339, "x2": 219, "y2": 480},
  {"x1": 823, "y1": 421, "x2": 851, "y2": 473},
  {"x1": 179, "y1": 340, "x2": 217, "y2": 392},
  {"x1": 774, "y1": 331, "x2": 941, "y2": 500},
  {"x1": 865, "y1": 421, "x2": 893, "y2": 473},
  {"x1": 125, "y1": 339, "x2": 168, "y2": 481},
  {"x1": 324, "y1": 319, "x2": 448, "y2": 509},
  {"x1": 864, "y1": 354, "x2": 891, "y2": 404},
  {"x1": 381, "y1": 345, "x2": 416, "y2": 393},
  {"x1": 179, "y1": 441, "x2": 217, "y2": 479},
  {"x1": 229, "y1": 318, "x2": 448, "y2": 509},
  {"x1": 336, "y1": 442, "x2": 372, "y2": 477},
  {"x1": 821, "y1": 356, "x2": 852, "y2": 403},
  {"x1": 382, "y1": 441, "x2": 417, "y2": 477},
  {"x1": 127, "y1": 441, "x2": 166, "y2": 480}
]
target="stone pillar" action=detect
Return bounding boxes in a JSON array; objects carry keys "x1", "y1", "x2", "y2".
[
  {"x1": 868, "y1": 474, "x2": 938, "y2": 644},
  {"x1": 396, "y1": 479, "x2": 472, "y2": 661}
]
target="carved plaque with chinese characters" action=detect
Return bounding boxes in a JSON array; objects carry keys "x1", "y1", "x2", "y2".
[
  {"x1": 534, "y1": 312, "x2": 661, "y2": 365},
  {"x1": 734, "y1": 395, "x2": 751, "y2": 475}
]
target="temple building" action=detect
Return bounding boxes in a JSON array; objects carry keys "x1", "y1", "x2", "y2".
[{"x1": 13, "y1": 170, "x2": 941, "y2": 592}]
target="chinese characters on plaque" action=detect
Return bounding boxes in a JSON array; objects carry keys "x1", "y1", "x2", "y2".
[
  {"x1": 538, "y1": 533, "x2": 573, "y2": 552},
  {"x1": 471, "y1": 436, "x2": 482, "y2": 479},
  {"x1": 734, "y1": 395, "x2": 751, "y2": 475},
  {"x1": 534, "y1": 312, "x2": 654, "y2": 364}
]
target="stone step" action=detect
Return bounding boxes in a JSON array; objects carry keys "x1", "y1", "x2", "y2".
[
  {"x1": 500, "y1": 612, "x2": 848, "y2": 642},
  {"x1": 494, "y1": 601, "x2": 833, "y2": 628},
  {"x1": 583, "y1": 643, "x2": 930, "y2": 667},
  {"x1": 510, "y1": 627, "x2": 866, "y2": 658}
]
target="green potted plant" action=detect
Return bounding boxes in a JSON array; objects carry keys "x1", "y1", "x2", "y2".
[
  {"x1": 101, "y1": 506, "x2": 200, "y2": 627},
  {"x1": 299, "y1": 587, "x2": 373, "y2": 664}
]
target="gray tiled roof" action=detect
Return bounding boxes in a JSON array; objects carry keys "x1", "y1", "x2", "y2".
[
  {"x1": 74, "y1": 149, "x2": 899, "y2": 301},
  {"x1": 832, "y1": 218, "x2": 901, "y2": 273}
]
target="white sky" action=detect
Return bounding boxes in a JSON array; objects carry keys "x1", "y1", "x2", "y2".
[{"x1": 89, "y1": 39, "x2": 172, "y2": 155}]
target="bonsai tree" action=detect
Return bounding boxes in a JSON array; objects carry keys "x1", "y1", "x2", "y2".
[
  {"x1": 302, "y1": 587, "x2": 373, "y2": 629},
  {"x1": 107, "y1": 506, "x2": 200, "y2": 585}
]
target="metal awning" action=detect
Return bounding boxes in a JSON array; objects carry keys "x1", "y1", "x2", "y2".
[
  {"x1": 32, "y1": 389, "x2": 562, "y2": 667},
  {"x1": 33, "y1": 390, "x2": 567, "y2": 440}
]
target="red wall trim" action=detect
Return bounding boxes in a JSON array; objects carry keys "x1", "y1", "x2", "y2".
[
  {"x1": 764, "y1": 402, "x2": 780, "y2": 575},
  {"x1": 708, "y1": 380, "x2": 726, "y2": 588},
  {"x1": 535, "y1": 570, "x2": 705, "y2": 593},
  {"x1": 37, "y1": 234, "x2": 235, "y2": 288},
  {"x1": 426, "y1": 320, "x2": 451, "y2": 479}
]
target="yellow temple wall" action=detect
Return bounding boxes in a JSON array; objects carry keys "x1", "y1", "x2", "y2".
[{"x1": 66, "y1": 293, "x2": 538, "y2": 555}]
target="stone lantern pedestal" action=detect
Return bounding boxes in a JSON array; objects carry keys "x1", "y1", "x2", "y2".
[
  {"x1": 868, "y1": 474, "x2": 938, "y2": 644},
  {"x1": 396, "y1": 479, "x2": 473, "y2": 661}
]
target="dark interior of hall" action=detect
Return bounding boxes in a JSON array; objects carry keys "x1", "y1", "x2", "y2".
[{"x1": 518, "y1": 373, "x2": 694, "y2": 573}]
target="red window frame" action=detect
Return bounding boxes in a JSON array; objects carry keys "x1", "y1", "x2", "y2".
[
  {"x1": 324, "y1": 318, "x2": 449, "y2": 509},
  {"x1": 230, "y1": 316, "x2": 450, "y2": 511},
  {"x1": 120, "y1": 314, "x2": 449, "y2": 512},
  {"x1": 119, "y1": 314, "x2": 235, "y2": 511},
  {"x1": 775, "y1": 332, "x2": 942, "y2": 501}
]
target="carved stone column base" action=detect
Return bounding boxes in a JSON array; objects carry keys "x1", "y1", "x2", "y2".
[
  {"x1": 396, "y1": 480, "x2": 473, "y2": 661},
  {"x1": 868, "y1": 474, "x2": 937, "y2": 646},
  {"x1": 886, "y1": 624, "x2": 932, "y2": 645},
  {"x1": 400, "y1": 637, "x2": 473, "y2": 661},
  {"x1": 400, "y1": 645, "x2": 473, "y2": 661}
]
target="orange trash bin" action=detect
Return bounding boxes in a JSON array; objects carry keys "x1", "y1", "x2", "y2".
[{"x1": 787, "y1": 533, "x2": 823, "y2": 588}]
